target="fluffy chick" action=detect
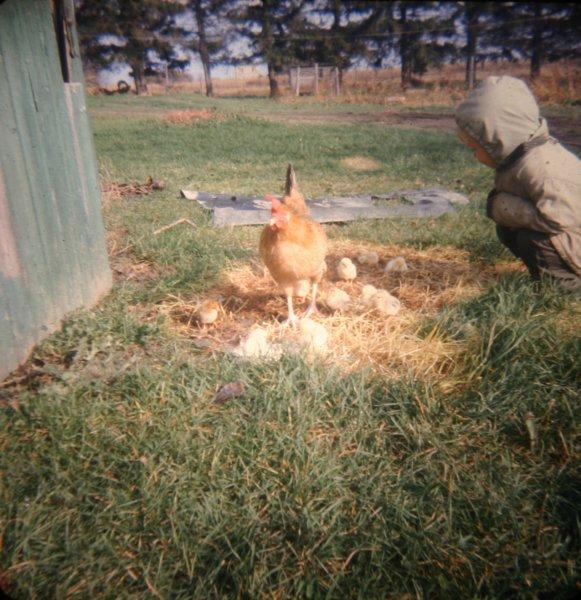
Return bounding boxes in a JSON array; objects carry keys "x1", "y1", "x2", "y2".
[
  {"x1": 236, "y1": 327, "x2": 270, "y2": 358},
  {"x1": 299, "y1": 318, "x2": 329, "y2": 353},
  {"x1": 198, "y1": 300, "x2": 220, "y2": 325},
  {"x1": 357, "y1": 251, "x2": 379, "y2": 266},
  {"x1": 337, "y1": 258, "x2": 357, "y2": 281},
  {"x1": 385, "y1": 256, "x2": 408, "y2": 272},
  {"x1": 325, "y1": 287, "x2": 351, "y2": 312},
  {"x1": 372, "y1": 290, "x2": 401, "y2": 316},
  {"x1": 361, "y1": 284, "x2": 378, "y2": 304}
]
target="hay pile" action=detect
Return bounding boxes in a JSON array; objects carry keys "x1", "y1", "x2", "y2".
[
  {"x1": 153, "y1": 240, "x2": 522, "y2": 379},
  {"x1": 101, "y1": 176, "x2": 164, "y2": 205}
]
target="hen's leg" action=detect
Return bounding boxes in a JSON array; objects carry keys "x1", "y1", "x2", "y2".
[
  {"x1": 282, "y1": 291, "x2": 298, "y2": 327},
  {"x1": 303, "y1": 282, "x2": 319, "y2": 318}
]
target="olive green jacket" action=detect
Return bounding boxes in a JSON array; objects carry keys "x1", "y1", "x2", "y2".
[{"x1": 456, "y1": 76, "x2": 581, "y2": 277}]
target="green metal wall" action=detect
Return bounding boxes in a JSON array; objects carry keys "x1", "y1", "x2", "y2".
[{"x1": 0, "y1": 0, "x2": 111, "y2": 379}]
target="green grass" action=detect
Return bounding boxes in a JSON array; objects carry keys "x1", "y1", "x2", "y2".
[
  {"x1": 87, "y1": 91, "x2": 581, "y2": 119},
  {"x1": 1, "y1": 95, "x2": 579, "y2": 599}
]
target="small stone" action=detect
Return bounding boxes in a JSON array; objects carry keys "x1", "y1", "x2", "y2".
[{"x1": 214, "y1": 380, "x2": 246, "y2": 405}]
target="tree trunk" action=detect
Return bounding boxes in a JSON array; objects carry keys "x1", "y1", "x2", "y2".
[
  {"x1": 267, "y1": 63, "x2": 280, "y2": 98},
  {"x1": 530, "y1": 3, "x2": 543, "y2": 80},
  {"x1": 399, "y1": 5, "x2": 412, "y2": 90},
  {"x1": 194, "y1": 0, "x2": 213, "y2": 97},
  {"x1": 131, "y1": 62, "x2": 147, "y2": 95},
  {"x1": 331, "y1": 0, "x2": 343, "y2": 83},
  {"x1": 465, "y1": 2, "x2": 478, "y2": 89},
  {"x1": 261, "y1": 0, "x2": 280, "y2": 99}
]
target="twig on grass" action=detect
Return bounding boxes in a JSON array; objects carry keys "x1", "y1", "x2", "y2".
[{"x1": 153, "y1": 218, "x2": 197, "y2": 235}]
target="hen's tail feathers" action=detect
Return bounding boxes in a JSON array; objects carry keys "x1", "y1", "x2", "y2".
[{"x1": 285, "y1": 163, "x2": 297, "y2": 196}]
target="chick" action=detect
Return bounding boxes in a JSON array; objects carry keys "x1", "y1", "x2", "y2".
[
  {"x1": 361, "y1": 284, "x2": 378, "y2": 305},
  {"x1": 299, "y1": 318, "x2": 329, "y2": 353},
  {"x1": 357, "y1": 251, "x2": 379, "y2": 266},
  {"x1": 372, "y1": 290, "x2": 401, "y2": 316},
  {"x1": 337, "y1": 257, "x2": 357, "y2": 281},
  {"x1": 294, "y1": 279, "x2": 311, "y2": 299},
  {"x1": 385, "y1": 257, "x2": 408, "y2": 273},
  {"x1": 198, "y1": 300, "x2": 220, "y2": 325},
  {"x1": 325, "y1": 287, "x2": 351, "y2": 312},
  {"x1": 235, "y1": 327, "x2": 270, "y2": 358}
]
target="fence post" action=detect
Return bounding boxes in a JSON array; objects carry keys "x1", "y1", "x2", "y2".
[
  {"x1": 314, "y1": 63, "x2": 319, "y2": 95},
  {"x1": 295, "y1": 65, "x2": 300, "y2": 96},
  {"x1": 335, "y1": 67, "x2": 340, "y2": 95}
]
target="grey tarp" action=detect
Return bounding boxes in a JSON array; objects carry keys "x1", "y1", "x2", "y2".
[{"x1": 180, "y1": 188, "x2": 469, "y2": 227}]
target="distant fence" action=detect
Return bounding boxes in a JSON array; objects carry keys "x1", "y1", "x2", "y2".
[
  {"x1": 86, "y1": 59, "x2": 581, "y2": 105},
  {"x1": 289, "y1": 64, "x2": 340, "y2": 96}
]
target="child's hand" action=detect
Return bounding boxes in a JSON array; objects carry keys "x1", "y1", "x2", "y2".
[
  {"x1": 487, "y1": 191, "x2": 555, "y2": 234},
  {"x1": 486, "y1": 189, "x2": 498, "y2": 219}
]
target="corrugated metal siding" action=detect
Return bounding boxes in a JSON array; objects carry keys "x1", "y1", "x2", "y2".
[{"x1": 0, "y1": 0, "x2": 111, "y2": 379}]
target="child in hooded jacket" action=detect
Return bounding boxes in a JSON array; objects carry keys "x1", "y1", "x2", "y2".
[{"x1": 455, "y1": 76, "x2": 580, "y2": 290}]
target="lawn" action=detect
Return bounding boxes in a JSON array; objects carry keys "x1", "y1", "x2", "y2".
[{"x1": 0, "y1": 94, "x2": 579, "y2": 599}]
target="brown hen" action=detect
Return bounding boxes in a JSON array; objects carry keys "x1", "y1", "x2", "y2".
[{"x1": 259, "y1": 167, "x2": 327, "y2": 325}]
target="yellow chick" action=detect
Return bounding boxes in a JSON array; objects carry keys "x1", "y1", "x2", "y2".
[
  {"x1": 372, "y1": 290, "x2": 401, "y2": 315},
  {"x1": 299, "y1": 318, "x2": 329, "y2": 353},
  {"x1": 325, "y1": 287, "x2": 351, "y2": 312},
  {"x1": 198, "y1": 300, "x2": 220, "y2": 325},
  {"x1": 337, "y1": 258, "x2": 357, "y2": 281},
  {"x1": 294, "y1": 279, "x2": 311, "y2": 299},
  {"x1": 236, "y1": 327, "x2": 270, "y2": 358},
  {"x1": 361, "y1": 284, "x2": 378, "y2": 305}
]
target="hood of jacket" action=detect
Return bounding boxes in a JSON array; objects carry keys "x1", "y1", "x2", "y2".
[{"x1": 455, "y1": 76, "x2": 549, "y2": 164}]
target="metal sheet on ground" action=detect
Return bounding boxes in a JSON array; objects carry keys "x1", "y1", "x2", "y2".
[{"x1": 180, "y1": 188, "x2": 469, "y2": 227}]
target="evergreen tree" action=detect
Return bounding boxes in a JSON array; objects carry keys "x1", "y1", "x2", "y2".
[
  {"x1": 457, "y1": 1, "x2": 498, "y2": 89},
  {"x1": 299, "y1": 1, "x2": 388, "y2": 85},
  {"x1": 488, "y1": 2, "x2": 580, "y2": 79},
  {"x1": 171, "y1": 1, "x2": 230, "y2": 97},
  {"x1": 367, "y1": 1, "x2": 456, "y2": 89},
  {"x1": 228, "y1": 0, "x2": 308, "y2": 98},
  {"x1": 75, "y1": 0, "x2": 183, "y2": 94}
]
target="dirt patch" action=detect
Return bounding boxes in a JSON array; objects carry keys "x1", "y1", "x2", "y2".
[
  {"x1": 151, "y1": 240, "x2": 523, "y2": 381},
  {"x1": 163, "y1": 108, "x2": 224, "y2": 124},
  {"x1": 247, "y1": 109, "x2": 581, "y2": 147},
  {"x1": 111, "y1": 256, "x2": 158, "y2": 283},
  {"x1": 340, "y1": 156, "x2": 381, "y2": 171},
  {"x1": 90, "y1": 107, "x2": 223, "y2": 123}
]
